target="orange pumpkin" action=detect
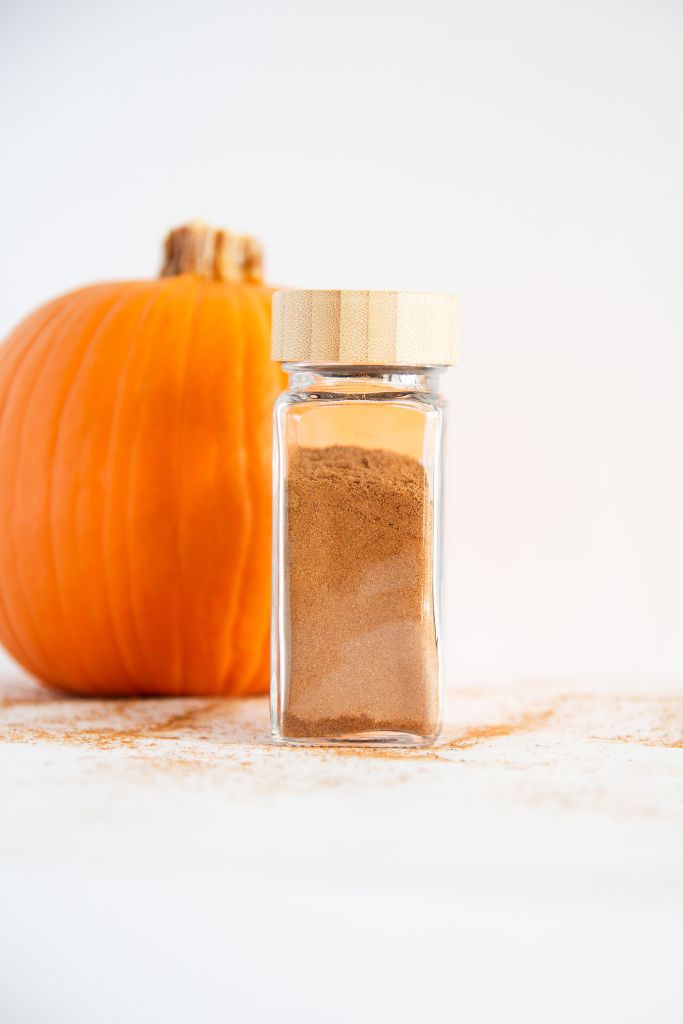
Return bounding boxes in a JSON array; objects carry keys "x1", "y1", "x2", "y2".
[{"x1": 0, "y1": 222, "x2": 285, "y2": 696}]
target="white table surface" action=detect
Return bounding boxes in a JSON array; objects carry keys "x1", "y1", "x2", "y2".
[{"x1": 1, "y1": 669, "x2": 682, "y2": 1023}]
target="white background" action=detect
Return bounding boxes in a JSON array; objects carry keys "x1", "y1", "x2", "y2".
[{"x1": 1, "y1": 0, "x2": 682, "y2": 689}]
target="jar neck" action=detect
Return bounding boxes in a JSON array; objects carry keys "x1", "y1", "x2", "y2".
[{"x1": 284, "y1": 364, "x2": 445, "y2": 395}]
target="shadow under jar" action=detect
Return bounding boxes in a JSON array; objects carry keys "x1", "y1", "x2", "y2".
[{"x1": 270, "y1": 290, "x2": 458, "y2": 746}]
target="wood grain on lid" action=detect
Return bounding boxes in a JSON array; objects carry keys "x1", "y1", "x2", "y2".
[{"x1": 272, "y1": 289, "x2": 458, "y2": 365}]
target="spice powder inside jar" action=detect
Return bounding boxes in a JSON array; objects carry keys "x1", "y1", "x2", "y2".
[
  {"x1": 282, "y1": 444, "x2": 439, "y2": 739},
  {"x1": 271, "y1": 287, "x2": 458, "y2": 745}
]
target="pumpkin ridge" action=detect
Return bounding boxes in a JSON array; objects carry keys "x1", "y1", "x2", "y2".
[
  {"x1": 105, "y1": 279, "x2": 181, "y2": 693},
  {"x1": 28, "y1": 287, "x2": 131, "y2": 691},
  {"x1": 2, "y1": 294, "x2": 107, "y2": 683},
  {"x1": 50, "y1": 284, "x2": 153, "y2": 693},
  {"x1": 247, "y1": 286, "x2": 280, "y2": 693},
  {"x1": 212, "y1": 285, "x2": 253, "y2": 692},
  {"x1": 233, "y1": 282, "x2": 266, "y2": 694},
  {"x1": 0, "y1": 301, "x2": 71, "y2": 678},
  {"x1": 189, "y1": 280, "x2": 251, "y2": 694},
  {"x1": 176, "y1": 288, "x2": 209, "y2": 691},
  {"x1": 230, "y1": 285, "x2": 274, "y2": 695},
  {"x1": 253, "y1": 286, "x2": 282, "y2": 693},
  {"x1": 223, "y1": 284, "x2": 256, "y2": 694},
  {"x1": 253, "y1": 286, "x2": 280, "y2": 692},
  {"x1": 102, "y1": 282, "x2": 175, "y2": 696},
  {"x1": 169, "y1": 276, "x2": 201, "y2": 694}
]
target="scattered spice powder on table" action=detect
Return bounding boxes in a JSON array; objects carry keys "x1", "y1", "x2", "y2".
[{"x1": 282, "y1": 445, "x2": 439, "y2": 739}]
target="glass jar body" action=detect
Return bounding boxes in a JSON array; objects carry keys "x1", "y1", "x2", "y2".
[{"x1": 271, "y1": 365, "x2": 446, "y2": 746}]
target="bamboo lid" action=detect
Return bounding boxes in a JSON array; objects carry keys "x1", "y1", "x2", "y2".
[{"x1": 272, "y1": 290, "x2": 458, "y2": 366}]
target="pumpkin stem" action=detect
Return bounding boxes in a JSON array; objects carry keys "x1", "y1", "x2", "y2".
[{"x1": 160, "y1": 221, "x2": 264, "y2": 284}]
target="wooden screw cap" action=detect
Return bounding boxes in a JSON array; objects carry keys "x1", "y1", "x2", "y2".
[{"x1": 272, "y1": 290, "x2": 458, "y2": 366}]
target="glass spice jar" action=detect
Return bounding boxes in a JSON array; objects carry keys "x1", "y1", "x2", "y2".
[{"x1": 270, "y1": 290, "x2": 458, "y2": 746}]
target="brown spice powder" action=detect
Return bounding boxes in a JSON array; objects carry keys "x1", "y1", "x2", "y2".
[{"x1": 282, "y1": 445, "x2": 439, "y2": 739}]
